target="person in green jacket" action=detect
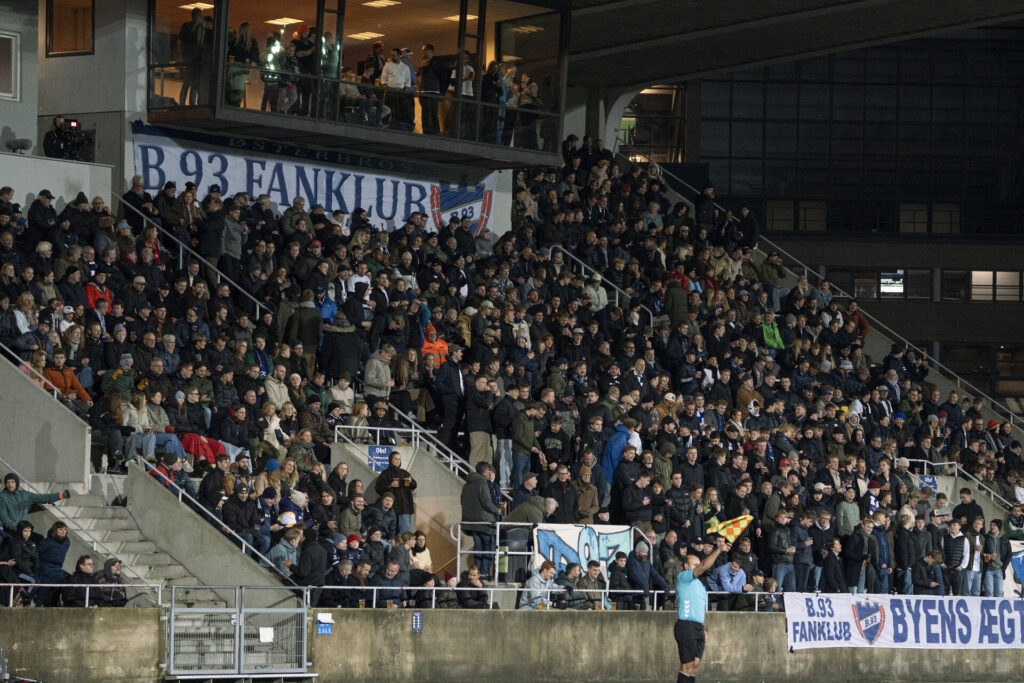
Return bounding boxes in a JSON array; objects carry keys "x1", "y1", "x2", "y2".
[
  {"x1": 662, "y1": 278, "x2": 689, "y2": 327},
  {"x1": 835, "y1": 486, "x2": 862, "y2": 540},
  {"x1": 101, "y1": 354, "x2": 138, "y2": 401},
  {"x1": 0, "y1": 473, "x2": 69, "y2": 531},
  {"x1": 512, "y1": 403, "x2": 544, "y2": 490},
  {"x1": 761, "y1": 312, "x2": 785, "y2": 355},
  {"x1": 506, "y1": 496, "x2": 555, "y2": 524}
]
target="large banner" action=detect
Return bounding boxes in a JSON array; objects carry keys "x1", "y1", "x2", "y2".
[
  {"x1": 130, "y1": 122, "x2": 496, "y2": 234},
  {"x1": 532, "y1": 523, "x2": 636, "y2": 576},
  {"x1": 784, "y1": 592, "x2": 1024, "y2": 650}
]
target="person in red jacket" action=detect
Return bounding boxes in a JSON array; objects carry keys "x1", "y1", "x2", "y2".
[
  {"x1": 845, "y1": 299, "x2": 871, "y2": 339},
  {"x1": 84, "y1": 270, "x2": 113, "y2": 310}
]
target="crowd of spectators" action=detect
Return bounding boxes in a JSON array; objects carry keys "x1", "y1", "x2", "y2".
[{"x1": 0, "y1": 129, "x2": 1020, "y2": 609}]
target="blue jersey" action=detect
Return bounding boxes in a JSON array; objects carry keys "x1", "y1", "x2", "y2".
[{"x1": 675, "y1": 569, "x2": 707, "y2": 624}]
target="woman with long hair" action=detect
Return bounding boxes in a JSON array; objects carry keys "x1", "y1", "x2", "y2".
[
  {"x1": 13, "y1": 291, "x2": 36, "y2": 335},
  {"x1": 21, "y1": 349, "x2": 50, "y2": 389},
  {"x1": 345, "y1": 401, "x2": 370, "y2": 443}
]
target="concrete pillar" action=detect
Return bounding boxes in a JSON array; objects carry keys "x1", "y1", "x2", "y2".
[
  {"x1": 585, "y1": 86, "x2": 605, "y2": 140},
  {"x1": 932, "y1": 267, "x2": 942, "y2": 303}
]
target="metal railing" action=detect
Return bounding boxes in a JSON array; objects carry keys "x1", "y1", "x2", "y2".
[
  {"x1": 333, "y1": 407, "x2": 512, "y2": 502},
  {"x1": 619, "y1": 147, "x2": 1024, "y2": 432},
  {"x1": 296, "y1": 583, "x2": 785, "y2": 612},
  {"x1": 136, "y1": 461, "x2": 296, "y2": 586},
  {"x1": 1, "y1": 582, "x2": 162, "y2": 607},
  {"x1": 906, "y1": 458, "x2": 1014, "y2": 511},
  {"x1": 549, "y1": 244, "x2": 657, "y2": 327},
  {"x1": 0, "y1": 454, "x2": 155, "y2": 595},
  {"x1": 114, "y1": 194, "x2": 271, "y2": 319},
  {"x1": 449, "y1": 521, "x2": 650, "y2": 581}
]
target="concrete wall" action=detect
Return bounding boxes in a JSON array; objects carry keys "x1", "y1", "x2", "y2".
[
  {"x1": 0, "y1": 1, "x2": 39, "y2": 153},
  {"x1": 0, "y1": 344, "x2": 91, "y2": 486},
  {"x1": 6, "y1": 608, "x2": 1024, "y2": 682},
  {"x1": 330, "y1": 441, "x2": 461, "y2": 575},
  {"x1": 123, "y1": 463, "x2": 293, "y2": 606},
  {"x1": 0, "y1": 151, "x2": 113, "y2": 215},
  {"x1": 0, "y1": 608, "x2": 163, "y2": 683}
]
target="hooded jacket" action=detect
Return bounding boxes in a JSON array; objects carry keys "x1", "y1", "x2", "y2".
[
  {"x1": 0, "y1": 474, "x2": 64, "y2": 531},
  {"x1": 95, "y1": 558, "x2": 128, "y2": 607}
]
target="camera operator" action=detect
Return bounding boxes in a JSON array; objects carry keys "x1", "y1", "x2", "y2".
[
  {"x1": 43, "y1": 116, "x2": 69, "y2": 159},
  {"x1": 43, "y1": 116, "x2": 85, "y2": 160}
]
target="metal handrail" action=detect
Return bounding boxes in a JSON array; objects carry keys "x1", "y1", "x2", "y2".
[
  {"x1": 549, "y1": 244, "x2": 657, "y2": 327},
  {"x1": 905, "y1": 458, "x2": 1013, "y2": 511},
  {"x1": 382, "y1": 404, "x2": 515, "y2": 502},
  {"x1": 134, "y1": 460, "x2": 296, "y2": 586},
  {"x1": 113, "y1": 194, "x2": 271, "y2": 318},
  {"x1": 298, "y1": 582, "x2": 785, "y2": 612},
  {"x1": 1, "y1": 582, "x2": 162, "y2": 607},
  {"x1": 0, "y1": 454, "x2": 153, "y2": 591},
  {"x1": 619, "y1": 147, "x2": 1023, "y2": 430}
]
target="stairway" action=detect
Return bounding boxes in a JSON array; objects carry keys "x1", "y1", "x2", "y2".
[{"x1": 28, "y1": 478, "x2": 225, "y2": 607}]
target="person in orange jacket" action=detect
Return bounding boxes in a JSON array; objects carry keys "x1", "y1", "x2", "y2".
[
  {"x1": 42, "y1": 348, "x2": 92, "y2": 406},
  {"x1": 421, "y1": 324, "x2": 449, "y2": 369}
]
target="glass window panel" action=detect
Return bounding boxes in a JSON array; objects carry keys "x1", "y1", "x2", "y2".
[
  {"x1": 905, "y1": 269, "x2": 931, "y2": 299},
  {"x1": 48, "y1": 0, "x2": 93, "y2": 56},
  {"x1": 971, "y1": 271, "x2": 994, "y2": 301},
  {"x1": 701, "y1": 80, "x2": 731, "y2": 118},
  {"x1": 932, "y1": 203, "x2": 960, "y2": 234},
  {"x1": 765, "y1": 83, "x2": 797, "y2": 119},
  {"x1": 854, "y1": 274, "x2": 879, "y2": 300},
  {"x1": 880, "y1": 269, "x2": 904, "y2": 299},
  {"x1": 996, "y1": 271, "x2": 1021, "y2": 302},
  {"x1": 731, "y1": 82, "x2": 763, "y2": 118},
  {"x1": 0, "y1": 33, "x2": 16, "y2": 100},
  {"x1": 799, "y1": 200, "x2": 827, "y2": 232},
  {"x1": 899, "y1": 203, "x2": 928, "y2": 234},
  {"x1": 701, "y1": 121, "x2": 730, "y2": 156},
  {"x1": 799, "y1": 84, "x2": 829, "y2": 120},
  {"x1": 731, "y1": 121, "x2": 762, "y2": 156},
  {"x1": 942, "y1": 270, "x2": 969, "y2": 302},
  {"x1": 765, "y1": 122, "x2": 797, "y2": 158},
  {"x1": 765, "y1": 200, "x2": 795, "y2": 231}
]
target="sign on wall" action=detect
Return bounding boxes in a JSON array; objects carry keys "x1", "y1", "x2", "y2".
[
  {"x1": 784, "y1": 593, "x2": 1024, "y2": 650},
  {"x1": 532, "y1": 523, "x2": 637, "y2": 577},
  {"x1": 368, "y1": 445, "x2": 393, "y2": 472},
  {"x1": 130, "y1": 122, "x2": 496, "y2": 235}
]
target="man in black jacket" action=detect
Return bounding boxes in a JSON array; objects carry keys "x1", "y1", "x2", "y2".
[
  {"x1": 417, "y1": 44, "x2": 448, "y2": 135},
  {"x1": 912, "y1": 550, "x2": 944, "y2": 595},
  {"x1": 492, "y1": 385, "x2": 518, "y2": 488},
  {"x1": 222, "y1": 483, "x2": 268, "y2": 557},
  {"x1": 542, "y1": 465, "x2": 579, "y2": 524},
  {"x1": 622, "y1": 470, "x2": 654, "y2": 532},
  {"x1": 822, "y1": 538, "x2": 847, "y2": 593},
  {"x1": 466, "y1": 375, "x2": 496, "y2": 469},
  {"x1": 61, "y1": 555, "x2": 98, "y2": 607}
]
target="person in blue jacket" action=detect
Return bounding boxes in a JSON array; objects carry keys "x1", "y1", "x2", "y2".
[
  {"x1": 626, "y1": 540, "x2": 670, "y2": 609},
  {"x1": 34, "y1": 521, "x2": 71, "y2": 605}
]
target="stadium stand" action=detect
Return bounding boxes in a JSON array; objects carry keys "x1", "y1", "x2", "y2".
[{"x1": 0, "y1": 130, "x2": 1019, "y2": 611}]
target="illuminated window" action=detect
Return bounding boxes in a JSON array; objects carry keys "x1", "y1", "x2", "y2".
[{"x1": 47, "y1": 0, "x2": 94, "y2": 56}]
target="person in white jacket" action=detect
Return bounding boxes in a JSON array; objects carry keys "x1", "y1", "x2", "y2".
[
  {"x1": 584, "y1": 275, "x2": 609, "y2": 312},
  {"x1": 520, "y1": 560, "x2": 558, "y2": 610}
]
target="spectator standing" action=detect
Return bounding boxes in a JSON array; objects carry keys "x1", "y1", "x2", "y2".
[{"x1": 373, "y1": 450, "x2": 417, "y2": 534}]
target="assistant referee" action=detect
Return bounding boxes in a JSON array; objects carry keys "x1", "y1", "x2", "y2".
[{"x1": 673, "y1": 539, "x2": 730, "y2": 683}]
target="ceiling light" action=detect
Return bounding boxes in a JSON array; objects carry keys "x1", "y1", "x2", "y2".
[
  {"x1": 347, "y1": 31, "x2": 385, "y2": 40},
  {"x1": 179, "y1": 2, "x2": 214, "y2": 9},
  {"x1": 443, "y1": 15, "x2": 477, "y2": 21},
  {"x1": 266, "y1": 17, "x2": 304, "y2": 26},
  {"x1": 511, "y1": 25, "x2": 543, "y2": 34},
  {"x1": 501, "y1": 55, "x2": 521, "y2": 62},
  {"x1": 363, "y1": 0, "x2": 400, "y2": 6}
]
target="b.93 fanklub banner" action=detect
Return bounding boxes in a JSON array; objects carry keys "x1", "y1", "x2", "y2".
[{"x1": 784, "y1": 593, "x2": 1024, "y2": 650}]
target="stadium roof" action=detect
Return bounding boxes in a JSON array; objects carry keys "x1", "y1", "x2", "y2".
[{"x1": 567, "y1": 0, "x2": 1024, "y2": 88}]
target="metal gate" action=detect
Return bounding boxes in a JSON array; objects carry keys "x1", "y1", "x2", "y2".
[{"x1": 166, "y1": 586, "x2": 309, "y2": 677}]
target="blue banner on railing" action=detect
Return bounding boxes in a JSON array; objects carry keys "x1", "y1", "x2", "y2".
[
  {"x1": 785, "y1": 593, "x2": 1024, "y2": 649},
  {"x1": 532, "y1": 523, "x2": 634, "y2": 578}
]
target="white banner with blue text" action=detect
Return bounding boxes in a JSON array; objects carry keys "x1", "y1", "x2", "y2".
[
  {"x1": 130, "y1": 122, "x2": 497, "y2": 234},
  {"x1": 784, "y1": 592, "x2": 1024, "y2": 650}
]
